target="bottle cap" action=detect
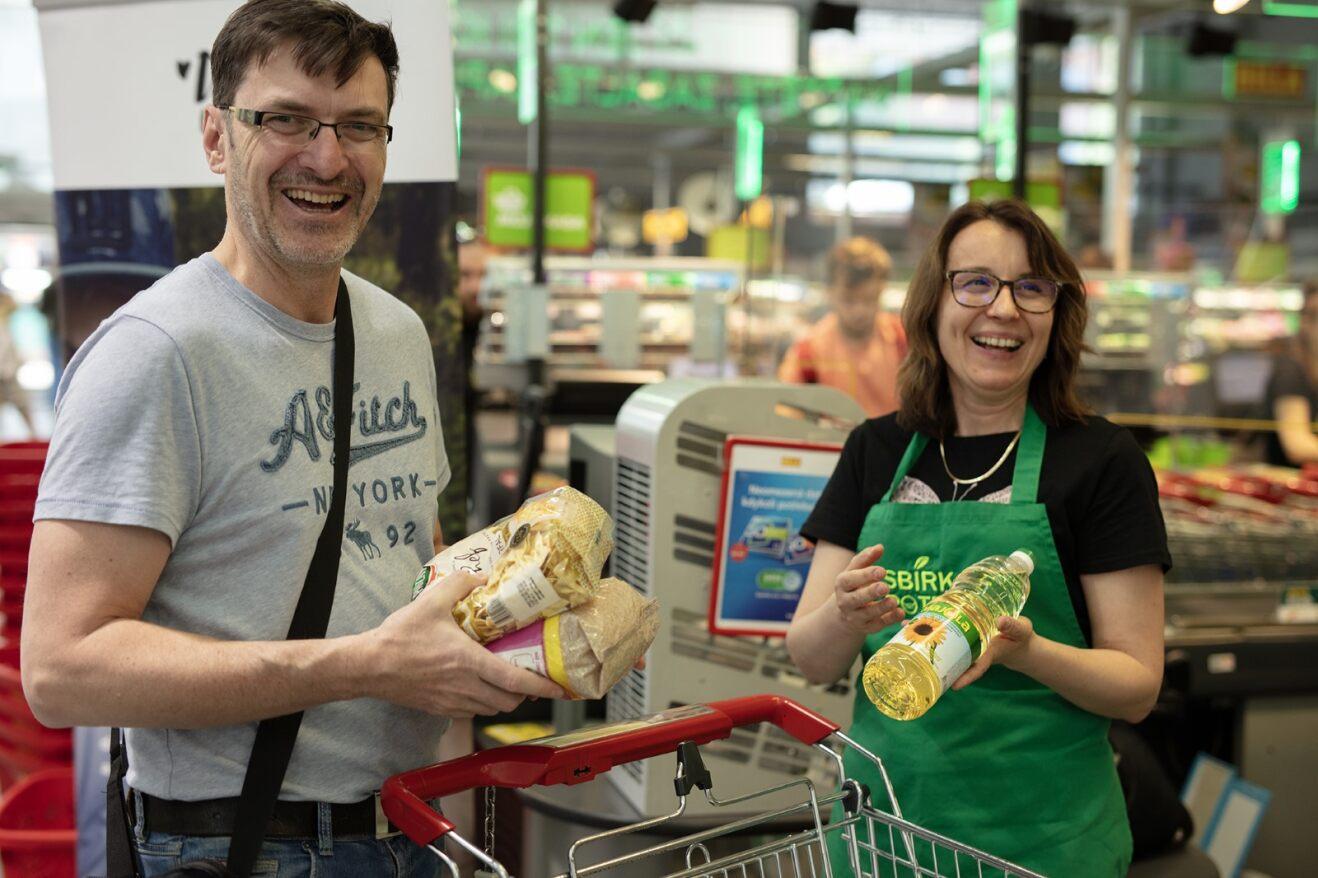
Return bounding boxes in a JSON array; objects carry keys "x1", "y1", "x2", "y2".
[{"x1": 1009, "y1": 550, "x2": 1035, "y2": 574}]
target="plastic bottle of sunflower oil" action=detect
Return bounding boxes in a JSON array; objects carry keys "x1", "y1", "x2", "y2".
[{"x1": 862, "y1": 551, "x2": 1033, "y2": 721}]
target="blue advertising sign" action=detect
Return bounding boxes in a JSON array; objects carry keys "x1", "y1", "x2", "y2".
[{"x1": 709, "y1": 438, "x2": 842, "y2": 637}]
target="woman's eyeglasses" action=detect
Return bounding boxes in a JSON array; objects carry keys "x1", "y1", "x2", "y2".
[{"x1": 945, "y1": 270, "x2": 1060, "y2": 314}]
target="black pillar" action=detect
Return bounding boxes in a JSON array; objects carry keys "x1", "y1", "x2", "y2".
[{"x1": 530, "y1": 0, "x2": 549, "y2": 285}]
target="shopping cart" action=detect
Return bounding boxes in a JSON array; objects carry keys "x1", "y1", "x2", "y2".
[{"x1": 382, "y1": 695, "x2": 1046, "y2": 878}]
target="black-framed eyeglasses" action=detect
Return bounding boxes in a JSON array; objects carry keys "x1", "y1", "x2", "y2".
[
  {"x1": 945, "y1": 270, "x2": 1060, "y2": 314},
  {"x1": 219, "y1": 106, "x2": 393, "y2": 145}
]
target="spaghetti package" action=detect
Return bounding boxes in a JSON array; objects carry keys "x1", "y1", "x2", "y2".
[
  {"x1": 485, "y1": 578, "x2": 659, "y2": 699},
  {"x1": 413, "y1": 487, "x2": 615, "y2": 643}
]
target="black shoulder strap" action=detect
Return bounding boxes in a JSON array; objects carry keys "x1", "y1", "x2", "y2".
[
  {"x1": 226, "y1": 279, "x2": 355, "y2": 877},
  {"x1": 104, "y1": 280, "x2": 355, "y2": 878},
  {"x1": 106, "y1": 727, "x2": 139, "y2": 877}
]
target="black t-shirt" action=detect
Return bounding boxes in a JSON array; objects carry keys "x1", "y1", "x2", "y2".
[
  {"x1": 801, "y1": 414, "x2": 1172, "y2": 645},
  {"x1": 1263, "y1": 354, "x2": 1317, "y2": 467}
]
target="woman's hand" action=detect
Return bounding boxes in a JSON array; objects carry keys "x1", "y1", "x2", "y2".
[
  {"x1": 832, "y1": 544, "x2": 904, "y2": 635},
  {"x1": 951, "y1": 615, "x2": 1035, "y2": 690}
]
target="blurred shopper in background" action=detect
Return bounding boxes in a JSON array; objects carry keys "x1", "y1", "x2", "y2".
[
  {"x1": 1264, "y1": 281, "x2": 1318, "y2": 467},
  {"x1": 0, "y1": 292, "x2": 36, "y2": 437},
  {"x1": 457, "y1": 236, "x2": 488, "y2": 370},
  {"x1": 1153, "y1": 215, "x2": 1196, "y2": 272},
  {"x1": 778, "y1": 237, "x2": 907, "y2": 418}
]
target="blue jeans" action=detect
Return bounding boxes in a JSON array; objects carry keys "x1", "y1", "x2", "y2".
[{"x1": 132, "y1": 794, "x2": 445, "y2": 877}]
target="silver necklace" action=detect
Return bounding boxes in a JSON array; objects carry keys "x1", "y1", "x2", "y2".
[{"x1": 939, "y1": 431, "x2": 1022, "y2": 502}]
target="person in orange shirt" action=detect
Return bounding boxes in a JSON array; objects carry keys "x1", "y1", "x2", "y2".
[{"x1": 779, "y1": 237, "x2": 908, "y2": 417}]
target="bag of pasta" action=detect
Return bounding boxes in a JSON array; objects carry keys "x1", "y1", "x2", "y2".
[
  {"x1": 411, "y1": 515, "x2": 513, "y2": 600},
  {"x1": 485, "y1": 578, "x2": 659, "y2": 700},
  {"x1": 424, "y1": 487, "x2": 614, "y2": 642}
]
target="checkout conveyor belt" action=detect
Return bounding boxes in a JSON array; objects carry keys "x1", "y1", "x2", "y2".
[{"x1": 1164, "y1": 581, "x2": 1318, "y2": 697}]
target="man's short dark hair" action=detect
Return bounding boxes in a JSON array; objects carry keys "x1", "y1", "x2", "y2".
[{"x1": 211, "y1": 0, "x2": 400, "y2": 112}]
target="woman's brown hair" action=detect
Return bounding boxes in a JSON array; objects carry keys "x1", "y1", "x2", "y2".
[{"x1": 896, "y1": 199, "x2": 1091, "y2": 439}]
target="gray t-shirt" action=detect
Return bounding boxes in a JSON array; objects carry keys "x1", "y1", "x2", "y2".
[{"x1": 36, "y1": 254, "x2": 452, "y2": 802}]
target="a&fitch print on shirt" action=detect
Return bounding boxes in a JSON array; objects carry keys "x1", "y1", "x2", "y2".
[{"x1": 264, "y1": 380, "x2": 437, "y2": 559}]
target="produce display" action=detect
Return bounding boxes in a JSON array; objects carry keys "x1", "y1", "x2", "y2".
[{"x1": 1154, "y1": 463, "x2": 1318, "y2": 583}]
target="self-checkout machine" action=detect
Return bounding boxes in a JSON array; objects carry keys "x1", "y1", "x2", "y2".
[
  {"x1": 606, "y1": 378, "x2": 865, "y2": 810},
  {"x1": 517, "y1": 379, "x2": 863, "y2": 877},
  {"x1": 601, "y1": 379, "x2": 864, "y2": 812}
]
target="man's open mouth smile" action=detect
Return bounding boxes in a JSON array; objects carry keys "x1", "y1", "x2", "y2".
[{"x1": 282, "y1": 189, "x2": 351, "y2": 214}]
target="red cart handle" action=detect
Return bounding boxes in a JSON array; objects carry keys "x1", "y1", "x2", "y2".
[{"x1": 381, "y1": 694, "x2": 839, "y2": 846}]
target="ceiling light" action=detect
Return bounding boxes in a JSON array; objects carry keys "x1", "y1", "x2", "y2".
[
  {"x1": 636, "y1": 80, "x2": 666, "y2": 101},
  {"x1": 1214, "y1": 0, "x2": 1250, "y2": 12},
  {"x1": 0, "y1": 268, "x2": 52, "y2": 303},
  {"x1": 488, "y1": 69, "x2": 517, "y2": 93}
]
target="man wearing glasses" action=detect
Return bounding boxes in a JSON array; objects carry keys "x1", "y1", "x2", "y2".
[{"x1": 23, "y1": 2, "x2": 560, "y2": 875}]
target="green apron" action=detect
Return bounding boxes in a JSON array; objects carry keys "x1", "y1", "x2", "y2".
[{"x1": 828, "y1": 406, "x2": 1131, "y2": 878}]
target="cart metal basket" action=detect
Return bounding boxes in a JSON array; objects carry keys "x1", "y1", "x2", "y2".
[{"x1": 383, "y1": 695, "x2": 1045, "y2": 878}]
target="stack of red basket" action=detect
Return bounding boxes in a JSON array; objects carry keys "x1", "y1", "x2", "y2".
[
  {"x1": 0, "y1": 440, "x2": 77, "y2": 876},
  {"x1": 0, "y1": 441, "x2": 72, "y2": 788},
  {"x1": 0, "y1": 767, "x2": 75, "y2": 878}
]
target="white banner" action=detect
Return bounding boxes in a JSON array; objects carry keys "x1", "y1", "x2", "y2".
[{"x1": 38, "y1": 0, "x2": 455, "y2": 190}]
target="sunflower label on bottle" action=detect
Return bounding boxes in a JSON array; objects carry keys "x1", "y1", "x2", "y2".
[
  {"x1": 886, "y1": 606, "x2": 982, "y2": 690},
  {"x1": 863, "y1": 550, "x2": 1034, "y2": 721}
]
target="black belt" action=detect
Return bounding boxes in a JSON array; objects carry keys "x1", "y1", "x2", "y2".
[{"x1": 136, "y1": 791, "x2": 399, "y2": 840}]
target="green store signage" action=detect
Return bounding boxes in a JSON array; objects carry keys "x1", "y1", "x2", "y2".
[
  {"x1": 482, "y1": 167, "x2": 595, "y2": 253},
  {"x1": 454, "y1": 58, "x2": 890, "y2": 121}
]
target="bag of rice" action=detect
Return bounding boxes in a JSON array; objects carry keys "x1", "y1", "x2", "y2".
[
  {"x1": 413, "y1": 487, "x2": 615, "y2": 643},
  {"x1": 485, "y1": 578, "x2": 658, "y2": 700}
]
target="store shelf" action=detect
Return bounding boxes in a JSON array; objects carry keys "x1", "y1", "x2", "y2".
[{"x1": 477, "y1": 256, "x2": 744, "y2": 390}]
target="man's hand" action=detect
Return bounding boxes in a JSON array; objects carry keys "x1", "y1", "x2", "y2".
[{"x1": 363, "y1": 571, "x2": 565, "y2": 718}]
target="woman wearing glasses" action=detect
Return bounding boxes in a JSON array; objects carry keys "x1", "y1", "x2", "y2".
[{"x1": 787, "y1": 199, "x2": 1170, "y2": 877}]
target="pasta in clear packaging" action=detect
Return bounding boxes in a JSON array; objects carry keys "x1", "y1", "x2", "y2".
[{"x1": 411, "y1": 486, "x2": 614, "y2": 643}]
